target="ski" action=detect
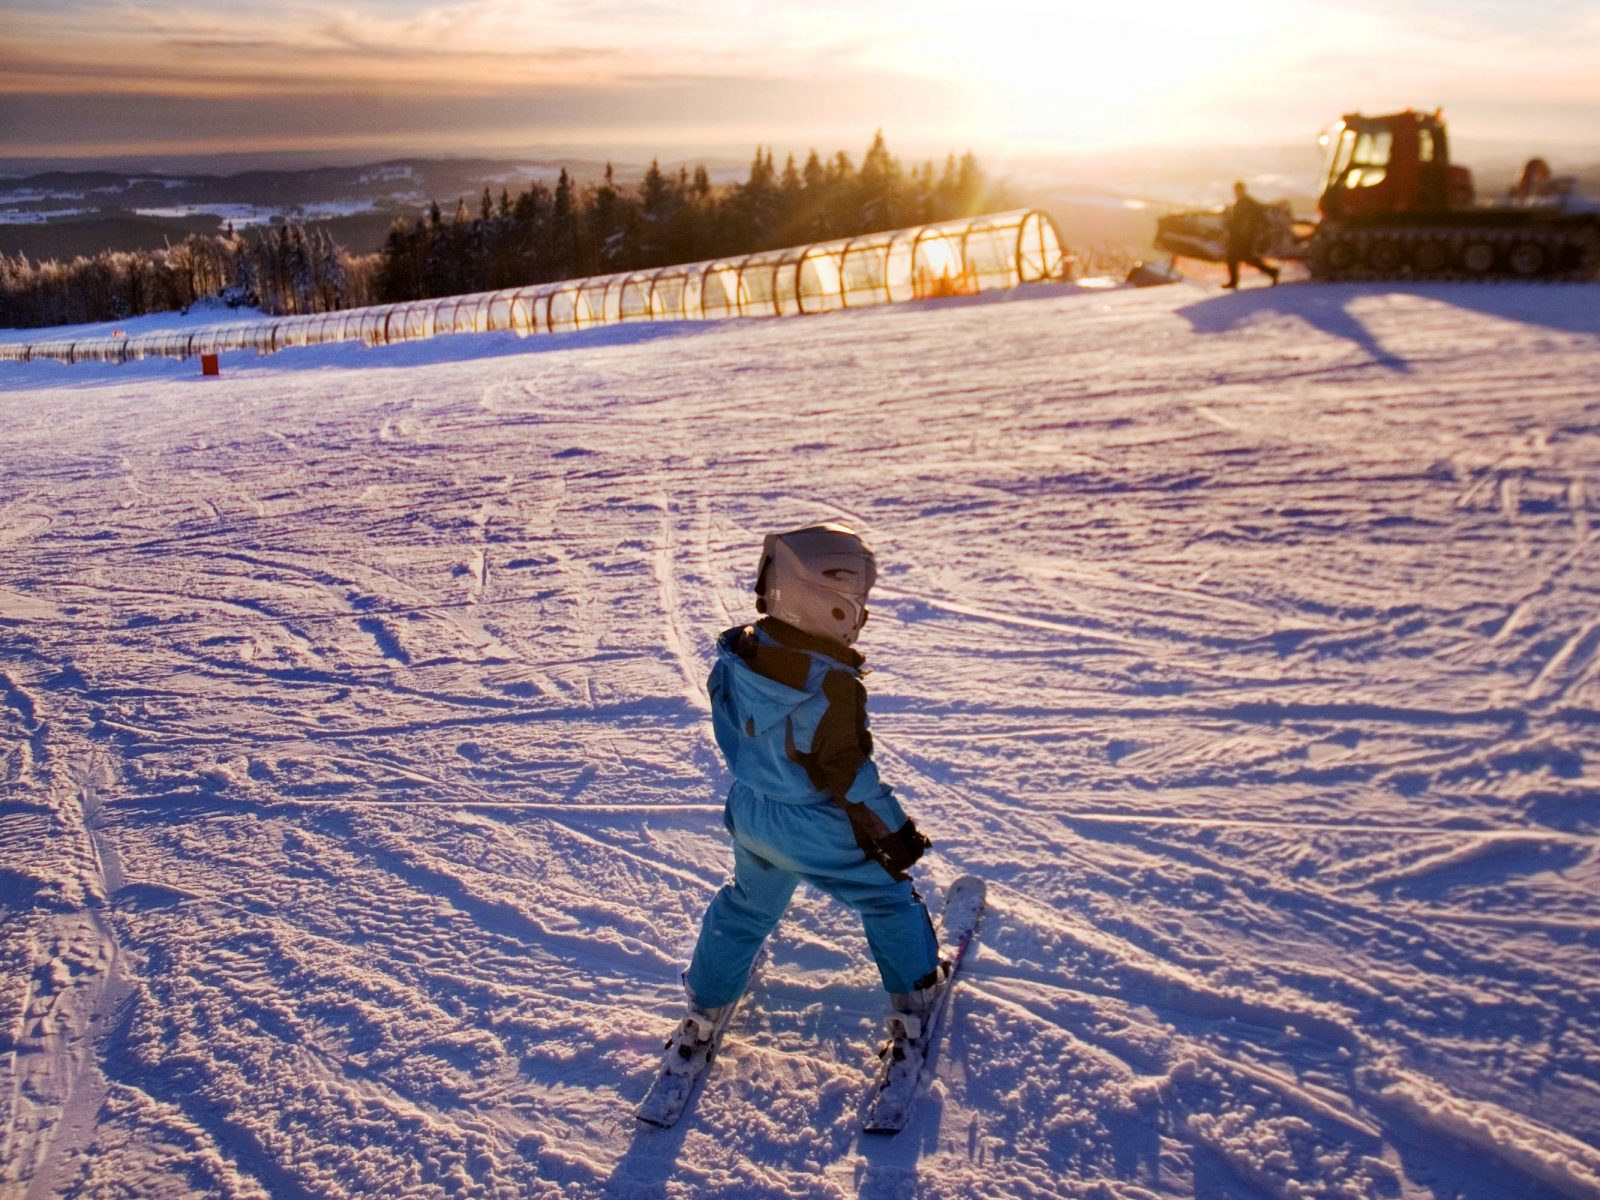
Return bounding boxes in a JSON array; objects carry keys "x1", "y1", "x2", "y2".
[
  {"x1": 861, "y1": 874, "x2": 987, "y2": 1135},
  {"x1": 635, "y1": 946, "x2": 767, "y2": 1128}
]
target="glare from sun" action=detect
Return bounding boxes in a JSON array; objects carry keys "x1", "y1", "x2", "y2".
[{"x1": 856, "y1": 0, "x2": 1297, "y2": 150}]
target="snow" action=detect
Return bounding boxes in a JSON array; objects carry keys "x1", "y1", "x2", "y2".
[
  {"x1": 358, "y1": 166, "x2": 420, "y2": 185},
  {"x1": 2, "y1": 277, "x2": 1599, "y2": 1199},
  {"x1": 0, "y1": 208, "x2": 95, "y2": 225},
  {"x1": 130, "y1": 201, "x2": 387, "y2": 226},
  {"x1": 0, "y1": 299, "x2": 270, "y2": 344},
  {"x1": 0, "y1": 189, "x2": 85, "y2": 204},
  {"x1": 481, "y1": 167, "x2": 572, "y2": 186},
  {"x1": 0, "y1": 181, "x2": 390, "y2": 229}
]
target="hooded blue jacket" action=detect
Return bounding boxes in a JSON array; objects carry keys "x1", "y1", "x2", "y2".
[{"x1": 707, "y1": 619, "x2": 925, "y2": 878}]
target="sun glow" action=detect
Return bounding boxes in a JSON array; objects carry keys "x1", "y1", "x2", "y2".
[{"x1": 850, "y1": 0, "x2": 1301, "y2": 150}]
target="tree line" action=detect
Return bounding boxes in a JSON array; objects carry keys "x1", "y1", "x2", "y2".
[
  {"x1": 0, "y1": 225, "x2": 381, "y2": 330},
  {"x1": 1, "y1": 133, "x2": 1000, "y2": 328},
  {"x1": 378, "y1": 133, "x2": 998, "y2": 302}
]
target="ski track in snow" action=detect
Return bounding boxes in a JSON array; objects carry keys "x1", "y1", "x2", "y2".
[{"x1": 3, "y1": 279, "x2": 1600, "y2": 1199}]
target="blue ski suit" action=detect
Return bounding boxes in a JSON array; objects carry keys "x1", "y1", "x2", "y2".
[{"x1": 684, "y1": 619, "x2": 940, "y2": 1008}]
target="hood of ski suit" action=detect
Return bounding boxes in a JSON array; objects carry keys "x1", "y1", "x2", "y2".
[{"x1": 707, "y1": 622, "x2": 857, "y2": 803}]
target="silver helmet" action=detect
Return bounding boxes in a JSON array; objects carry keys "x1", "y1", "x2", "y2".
[{"x1": 755, "y1": 523, "x2": 877, "y2": 647}]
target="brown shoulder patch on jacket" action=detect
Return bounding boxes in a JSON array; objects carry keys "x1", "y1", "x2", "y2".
[
  {"x1": 807, "y1": 670, "x2": 872, "y2": 797},
  {"x1": 734, "y1": 625, "x2": 812, "y2": 692}
]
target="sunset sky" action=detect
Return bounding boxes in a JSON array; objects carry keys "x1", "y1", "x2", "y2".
[{"x1": 2, "y1": 0, "x2": 1598, "y2": 165}]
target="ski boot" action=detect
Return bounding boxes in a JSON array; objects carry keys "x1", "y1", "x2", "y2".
[
  {"x1": 662, "y1": 1000, "x2": 728, "y2": 1073},
  {"x1": 882, "y1": 960, "x2": 952, "y2": 1060}
]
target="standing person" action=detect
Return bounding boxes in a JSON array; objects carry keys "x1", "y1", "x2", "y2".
[
  {"x1": 669, "y1": 523, "x2": 947, "y2": 1059},
  {"x1": 1224, "y1": 180, "x2": 1281, "y2": 289}
]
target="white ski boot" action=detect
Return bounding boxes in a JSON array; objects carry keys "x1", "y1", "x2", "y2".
[
  {"x1": 883, "y1": 961, "x2": 952, "y2": 1058},
  {"x1": 662, "y1": 1001, "x2": 728, "y2": 1073}
]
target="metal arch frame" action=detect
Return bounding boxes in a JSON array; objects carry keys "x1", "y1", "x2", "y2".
[
  {"x1": 838, "y1": 236, "x2": 868, "y2": 308},
  {"x1": 354, "y1": 309, "x2": 386, "y2": 346},
  {"x1": 460, "y1": 296, "x2": 482, "y2": 334},
  {"x1": 154, "y1": 331, "x2": 196, "y2": 359},
  {"x1": 573, "y1": 275, "x2": 615, "y2": 328},
  {"x1": 837, "y1": 232, "x2": 897, "y2": 308},
  {"x1": 909, "y1": 226, "x2": 964, "y2": 299},
  {"x1": 546, "y1": 286, "x2": 575, "y2": 332},
  {"x1": 771, "y1": 246, "x2": 808, "y2": 317},
  {"x1": 1016, "y1": 213, "x2": 1040, "y2": 282},
  {"x1": 548, "y1": 281, "x2": 596, "y2": 332},
  {"x1": 680, "y1": 266, "x2": 705, "y2": 319},
  {"x1": 544, "y1": 286, "x2": 572, "y2": 333},
  {"x1": 485, "y1": 293, "x2": 513, "y2": 334},
  {"x1": 618, "y1": 270, "x2": 656, "y2": 322},
  {"x1": 600, "y1": 274, "x2": 627, "y2": 325},
  {"x1": 646, "y1": 267, "x2": 688, "y2": 321},
  {"x1": 301, "y1": 313, "x2": 331, "y2": 346},
  {"x1": 1016, "y1": 209, "x2": 1064, "y2": 282},
  {"x1": 960, "y1": 219, "x2": 1002, "y2": 290},
  {"x1": 734, "y1": 254, "x2": 777, "y2": 318},
  {"x1": 432, "y1": 297, "x2": 460, "y2": 337},
  {"x1": 795, "y1": 241, "x2": 847, "y2": 314},
  {"x1": 697, "y1": 261, "x2": 739, "y2": 320},
  {"x1": 506, "y1": 288, "x2": 541, "y2": 337},
  {"x1": 270, "y1": 317, "x2": 300, "y2": 351},
  {"x1": 881, "y1": 229, "x2": 915, "y2": 304}
]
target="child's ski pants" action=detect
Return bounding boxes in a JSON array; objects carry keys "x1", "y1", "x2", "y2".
[{"x1": 685, "y1": 782, "x2": 939, "y2": 1008}]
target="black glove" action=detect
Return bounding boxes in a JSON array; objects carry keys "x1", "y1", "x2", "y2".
[{"x1": 871, "y1": 818, "x2": 931, "y2": 877}]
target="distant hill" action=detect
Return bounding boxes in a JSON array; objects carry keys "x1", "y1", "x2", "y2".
[
  {"x1": 0, "y1": 157, "x2": 624, "y2": 261},
  {"x1": 0, "y1": 212, "x2": 401, "y2": 262}
]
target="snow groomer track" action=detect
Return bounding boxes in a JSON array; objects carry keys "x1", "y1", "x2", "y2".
[
  {"x1": 0, "y1": 208, "x2": 1064, "y2": 366},
  {"x1": 3, "y1": 275, "x2": 1600, "y2": 1199}
]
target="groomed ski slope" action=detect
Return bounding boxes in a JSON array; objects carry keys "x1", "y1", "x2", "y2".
[{"x1": 2, "y1": 277, "x2": 1599, "y2": 1200}]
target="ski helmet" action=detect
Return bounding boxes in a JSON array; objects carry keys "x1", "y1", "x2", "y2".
[{"x1": 754, "y1": 523, "x2": 877, "y2": 647}]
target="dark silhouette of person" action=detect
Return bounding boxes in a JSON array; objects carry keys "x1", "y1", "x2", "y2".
[
  {"x1": 1223, "y1": 181, "x2": 1280, "y2": 289},
  {"x1": 1511, "y1": 157, "x2": 1552, "y2": 201}
]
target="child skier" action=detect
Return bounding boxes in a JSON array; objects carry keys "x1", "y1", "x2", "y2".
[{"x1": 671, "y1": 523, "x2": 947, "y2": 1059}]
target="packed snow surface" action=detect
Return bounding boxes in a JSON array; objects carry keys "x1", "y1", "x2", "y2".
[{"x1": 3, "y1": 278, "x2": 1599, "y2": 1200}]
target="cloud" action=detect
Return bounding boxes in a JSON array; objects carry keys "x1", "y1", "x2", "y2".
[
  {"x1": 4, "y1": 3, "x2": 620, "y2": 89},
  {"x1": 1, "y1": 0, "x2": 1596, "y2": 159},
  {"x1": 0, "y1": 68, "x2": 970, "y2": 159}
]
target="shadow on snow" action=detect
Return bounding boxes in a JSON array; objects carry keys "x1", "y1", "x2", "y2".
[{"x1": 1174, "y1": 280, "x2": 1600, "y2": 373}]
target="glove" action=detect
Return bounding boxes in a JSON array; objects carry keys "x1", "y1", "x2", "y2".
[{"x1": 871, "y1": 818, "x2": 931, "y2": 877}]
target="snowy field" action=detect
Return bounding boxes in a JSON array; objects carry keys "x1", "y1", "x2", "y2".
[{"x1": 2, "y1": 277, "x2": 1599, "y2": 1200}]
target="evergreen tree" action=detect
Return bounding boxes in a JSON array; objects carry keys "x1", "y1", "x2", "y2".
[
  {"x1": 551, "y1": 168, "x2": 579, "y2": 279},
  {"x1": 955, "y1": 151, "x2": 986, "y2": 216},
  {"x1": 858, "y1": 130, "x2": 901, "y2": 232}
]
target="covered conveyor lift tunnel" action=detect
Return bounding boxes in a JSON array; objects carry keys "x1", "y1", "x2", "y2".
[{"x1": 1, "y1": 210, "x2": 1067, "y2": 366}]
